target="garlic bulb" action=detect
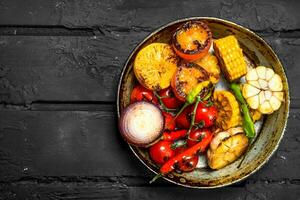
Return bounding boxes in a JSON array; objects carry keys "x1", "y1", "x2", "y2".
[{"x1": 242, "y1": 66, "x2": 284, "y2": 114}]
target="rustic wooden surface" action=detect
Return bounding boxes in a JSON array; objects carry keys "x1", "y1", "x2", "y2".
[{"x1": 0, "y1": 0, "x2": 299, "y2": 199}]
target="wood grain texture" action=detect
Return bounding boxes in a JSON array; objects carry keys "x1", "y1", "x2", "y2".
[
  {"x1": 0, "y1": 0, "x2": 300, "y2": 32},
  {"x1": 0, "y1": 35, "x2": 299, "y2": 106},
  {"x1": 0, "y1": 181, "x2": 299, "y2": 200},
  {"x1": 0, "y1": 0, "x2": 299, "y2": 198},
  {"x1": 0, "y1": 107, "x2": 299, "y2": 183}
]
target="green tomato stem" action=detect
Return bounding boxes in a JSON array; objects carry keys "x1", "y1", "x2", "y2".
[
  {"x1": 187, "y1": 96, "x2": 201, "y2": 135},
  {"x1": 153, "y1": 91, "x2": 178, "y2": 113},
  {"x1": 149, "y1": 173, "x2": 162, "y2": 184}
]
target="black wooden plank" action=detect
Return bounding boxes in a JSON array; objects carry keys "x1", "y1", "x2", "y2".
[
  {"x1": 0, "y1": 181, "x2": 299, "y2": 200},
  {"x1": 0, "y1": 107, "x2": 299, "y2": 183},
  {"x1": 0, "y1": 107, "x2": 148, "y2": 182},
  {"x1": 1, "y1": 35, "x2": 299, "y2": 106},
  {"x1": 0, "y1": 32, "x2": 147, "y2": 104},
  {"x1": 0, "y1": 0, "x2": 300, "y2": 31}
]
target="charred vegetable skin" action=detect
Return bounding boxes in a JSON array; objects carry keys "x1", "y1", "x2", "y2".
[
  {"x1": 175, "y1": 146, "x2": 199, "y2": 172},
  {"x1": 134, "y1": 43, "x2": 178, "y2": 90},
  {"x1": 194, "y1": 54, "x2": 221, "y2": 84},
  {"x1": 159, "y1": 130, "x2": 213, "y2": 175},
  {"x1": 172, "y1": 21, "x2": 212, "y2": 61},
  {"x1": 171, "y1": 62, "x2": 209, "y2": 101},
  {"x1": 213, "y1": 90, "x2": 242, "y2": 130},
  {"x1": 207, "y1": 127, "x2": 249, "y2": 169}
]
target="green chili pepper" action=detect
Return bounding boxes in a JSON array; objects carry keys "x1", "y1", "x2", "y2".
[
  {"x1": 174, "y1": 81, "x2": 211, "y2": 119},
  {"x1": 186, "y1": 81, "x2": 211, "y2": 104},
  {"x1": 230, "y1": 83, "x2": 255, "y2": 138}
]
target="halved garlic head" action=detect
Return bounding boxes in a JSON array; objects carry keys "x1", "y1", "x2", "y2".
[{"x1": 242, "y1": 66, "x2": 284, "y2": 114}]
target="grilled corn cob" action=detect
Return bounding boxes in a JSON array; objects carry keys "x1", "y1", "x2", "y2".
[
  {"x1": 213, "y1": 35, "x2": 247, "y2": 82},
  {"x1": 213, "y1": 90, "x2": 242, "y2": 130}
]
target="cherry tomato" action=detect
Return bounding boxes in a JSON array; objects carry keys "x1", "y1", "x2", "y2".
[
  {"x1": 130, "y1": 85, "x2": 158, "y2": 104},
  {"x1": 192, "y1": 102, "x2": 217, "y2": 127},
  {"x1": 175, "y1": 146, "x2": 198, "y2": 172},
  {"x1": 149, "y1": 140, "x2": 175, "y2": 165},
  {"x1": 159, "y1": 87, "x2": 183, "y2": 109},
  {"x1": 172, "y1": 21, "x2": 212, "y2": 61},
  {"x1": 162, "y1": 112, "x2": 176, "y2": 131},
  {"x1": 175, "y1": 106, "x2": 191, "y2": 129},
  {"x1": 187, "y1": 128, "x2": 212, "y2": 147}
]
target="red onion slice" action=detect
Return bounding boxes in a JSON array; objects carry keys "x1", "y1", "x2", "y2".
[{"x1": 119, "y1": 101, "x2": 164, "y2": 147}]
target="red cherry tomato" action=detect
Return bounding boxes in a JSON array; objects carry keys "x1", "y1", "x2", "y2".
[
  {"x1": 162, "y1": 112, "x2": 176, "y2": 131},
  {"x1": 192, "y1": 102, "x2": 217, "y2": 127},
  {"x1": 159, "y1": 87, "x2": 183, "y2": 109},
  {"x1": 187, "y1": 128, "x2": 212, "y2": 147},
  {"x1": 175, "y1": 146, "x2": 198, "y2": 172},
  {"x1": 175, "y1": 106, "x2": 191, "y2": 129},
  {"x1": 130, "y1": 85, "x2": 158, "y2": 104},
  {"x1": 149, "y1": 140, "x2": 175, "y2": 165}
]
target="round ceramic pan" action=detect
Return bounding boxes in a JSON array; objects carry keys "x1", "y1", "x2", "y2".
[{"x1": 117, "y1": 17, "x2": 290, "y2": 188}]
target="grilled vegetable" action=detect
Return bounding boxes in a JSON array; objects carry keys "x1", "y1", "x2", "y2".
[
  {"x1": 158, "y1": 87, "x2": 184, "y2": 109},
  {"x1": 162, "y1": 112, "x2": 176, "y2": 131},
  {"x1": 213, "y1": 35, "x2": 247, "y2": 82},
  {"x1": 194, "y1": 53, "x2": 221, "y2": 84},
  {"x1": 213, "y1": 90, "x2": 242, "y2": 130},
  {"x1": 130, "y1": 85, "x2": 158, "y2": 104},
  {"x1": 192, "y1": 101, "x2": 218, "y2": 128},
  {"x1": 171, "y1": 62, "x2": 209, "y2": 101},
  {"x1": 242, "y1": 66, "x2": 284, "y2": 114},
  {"x1": 119, "y1": 101, "x2": 164, "y2": 147},
  {"x1": 187, "y1": 128, "x2": 212, "y2": 147},
  {"x1": 172, "y1": 21, "x2": 212, "y2": 61},
  {"x1": 134, "y1": 43, "x2": 177, "y2": 90},
  {"x1": 207, "y1": 127, "x2": 249, "y2": 169},
  {"x1": 162, "y1": 130, "x2": 187, "y2": 141},
  {"x1": 250, "y1": 109, "x2": 262, "y2": 122},
  {"x1": 149, "y1": 140, "x2": 175, "y2": 165},
  {"x1": 174, "y1": 80, "x2": 211, "y2": 129},
  {"x1": 151, "y1": 129, "x2": 213, "y2": 182},
  {"x1": 175, "y1": 146, "x2": 199, "y2": 172},
  {"x1": 230, "y1": 83, "x2": 255, "y2": 138}
]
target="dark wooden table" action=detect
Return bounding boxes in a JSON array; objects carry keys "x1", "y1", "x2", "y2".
[{"x1": 0, "y1": 0, "x2": 299, "y2": 199}]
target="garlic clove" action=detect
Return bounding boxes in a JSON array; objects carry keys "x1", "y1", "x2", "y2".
[
  {"x1": 270, "y1": 96, "x2": 282, "y2": 111},
  {"x1": 246, "y1": 68, "x2": 259, "y2": 81},
  {"x1": 264, "y1": 90, "x2": 272, "y2": 101},
  {"x1": 242, "y1": 84, "x2": 260, "y2": 98},
  {"x1": 273, "y1": 91, "x2": 284, "y2": 102},
  {"x1": 258, "y1": 91, "x2": 266, "y2": 105},
  {"x1": 247, "y1": 95, "x2": 259, "y2": 109},
  {"x1": 269, "y1": 74, "x2": 283, "y2": 91},
  {"x1": 256, "y1": 66, "x2": 267, "y2": 79},
  {"x1": 248, "y1": 80, "x2": 261, "y2": 89},
  {"x1": 259, "y1": 101, "x2": 273, "y2": 114},
  {"x1": 258, "y1": 79, "x2": 268, "y2": 90},
  {"x1": 265, "y1": 67, "x2": 275, "y2": 81}
]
